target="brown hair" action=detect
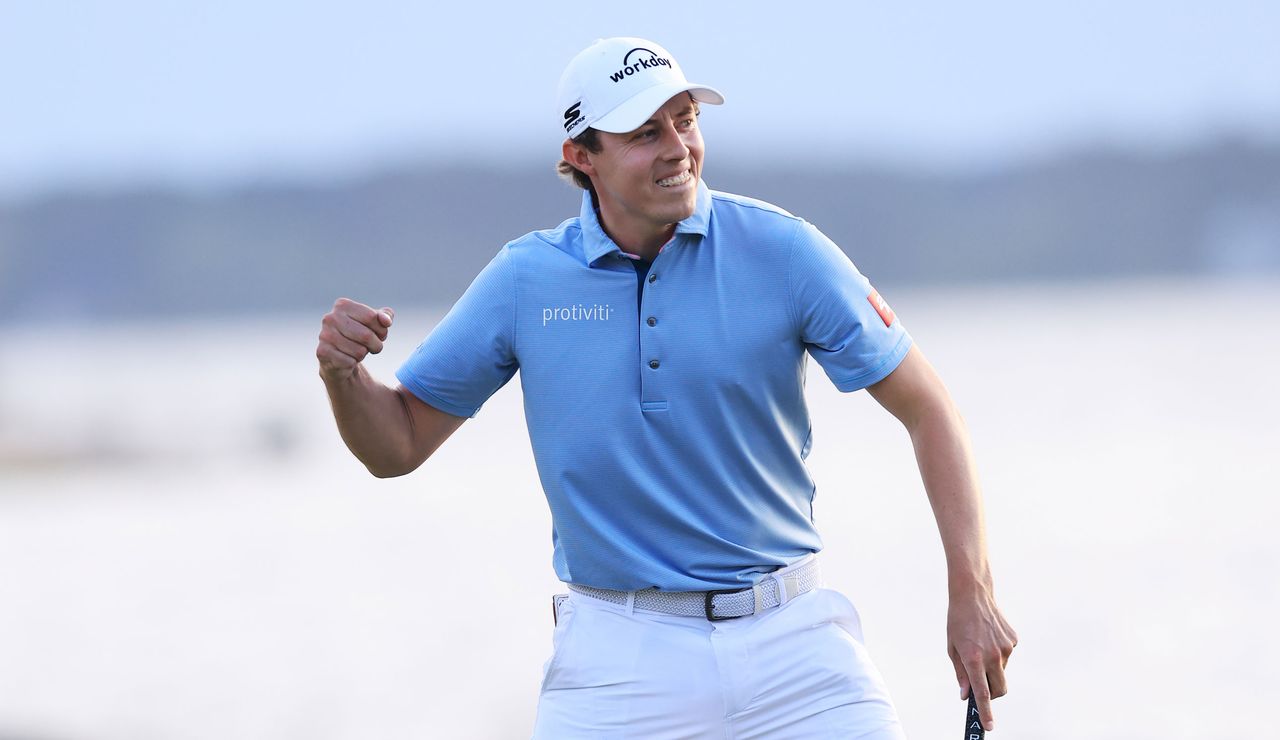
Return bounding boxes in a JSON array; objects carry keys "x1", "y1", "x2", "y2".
[{"x1": 556, "y1": 127, "x2": 602, "y2": 192}]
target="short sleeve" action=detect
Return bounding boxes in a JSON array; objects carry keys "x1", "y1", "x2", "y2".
[
  {"x1": 395, "y1": 247, "x2": 519, "y2": 417},
  {"x1": 789, "y1": 221, "x2": 912, "y2": 392}
]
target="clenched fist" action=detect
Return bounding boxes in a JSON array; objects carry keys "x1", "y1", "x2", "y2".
[{"x1": 317, "y1": 298, "x2": 395, "y2": 383}]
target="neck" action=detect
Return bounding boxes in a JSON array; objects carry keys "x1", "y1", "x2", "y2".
[{"x1": 595, "y1": 201, "x2": 675, "y2": 261}]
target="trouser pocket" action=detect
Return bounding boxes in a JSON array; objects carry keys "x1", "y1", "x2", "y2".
[{"x1": 540, "y1": 593, "x2": 576, "y2": 691}]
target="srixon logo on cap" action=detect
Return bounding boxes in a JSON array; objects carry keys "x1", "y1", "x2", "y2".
[
  {"x1": 609, "y1": 47, "x2": 672, "y2": 82},
  {"x1": 563, "y1": 102, "x2": 584, "y2": 132}
]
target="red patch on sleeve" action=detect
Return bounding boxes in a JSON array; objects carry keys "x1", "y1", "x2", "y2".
[{"x1": 867, "y1": 289, "x2": 896, "y2": 327}]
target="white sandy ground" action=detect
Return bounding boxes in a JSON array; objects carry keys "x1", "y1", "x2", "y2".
[{"x1": 1, "y1": 276, "x2": 1277, "y2": 739}]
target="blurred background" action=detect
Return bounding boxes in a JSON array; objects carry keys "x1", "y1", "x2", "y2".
[{"x1": 2, "y1": 2, "x2": 1277, "y2": 738}]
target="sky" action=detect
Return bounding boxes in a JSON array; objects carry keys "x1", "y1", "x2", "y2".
[{"x1": 3, "y1": 1, "x2": 1278, "y2": 197}]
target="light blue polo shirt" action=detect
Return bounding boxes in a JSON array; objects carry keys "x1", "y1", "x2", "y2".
[{"x1": 396, "y1": 181, "x2": 912, "y2": 591}]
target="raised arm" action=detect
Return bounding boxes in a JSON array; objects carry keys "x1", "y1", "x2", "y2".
[
  {"x1": 317, "y1": 298, "x2": 467, "y2": 478},
  {"x1": 865, "y1": 344, "x2": 1017, "y2": 733}
]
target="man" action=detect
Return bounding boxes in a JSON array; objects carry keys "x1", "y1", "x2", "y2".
[{"x1": 317, "y1": 37, "x2": 1015, "y2": 738}]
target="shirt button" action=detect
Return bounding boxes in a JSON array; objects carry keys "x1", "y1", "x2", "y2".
[
  {"x1": 648, "y1": 359, "x2": 660, "y2": 369},
  {"x1": 648, "y1": 273, "x2": 657, "y2": 284},
  {"x1": 646, "y1": 317, "x2": 657, "y2": 327}
]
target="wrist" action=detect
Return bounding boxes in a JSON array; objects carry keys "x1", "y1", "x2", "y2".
[
  {"x1": 320, "y1": 362, "x2": 363, "y2": 387},
  {"x1": 947, "y1": 567, "x2": 994, "y2": 601}
]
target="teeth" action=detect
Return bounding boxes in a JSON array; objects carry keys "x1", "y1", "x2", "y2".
[{"x1": 657, "y1": 170, "x2": 692, "y2": 187}]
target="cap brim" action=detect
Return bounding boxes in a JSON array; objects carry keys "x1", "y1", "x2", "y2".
[{"x1": 592, "y1": 82, "x2": 725, "y2": 134}]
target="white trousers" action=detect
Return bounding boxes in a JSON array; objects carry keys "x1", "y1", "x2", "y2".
[{"x1": 532, "y1": 580, "x2": 905, "y2": 739}]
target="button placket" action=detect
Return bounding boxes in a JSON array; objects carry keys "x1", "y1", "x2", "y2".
[
  {"x1": 643, "y1": 271, "x2": 661, "y2": 372},
  {"x1": 638, "y1": 249, "x2": 668, "y2": 408}
]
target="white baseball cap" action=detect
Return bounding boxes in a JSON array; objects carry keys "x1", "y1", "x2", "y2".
[{"x1": 557, "y1": 37, "x2": 725, "y2": 140}]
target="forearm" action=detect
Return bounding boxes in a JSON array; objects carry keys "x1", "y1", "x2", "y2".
[
  {"x1": 905, "y1": 399, "x2": 993, "y2": 599},
  {"x1": 322, "y1": 364, "x2": 418, "y2": 477}
]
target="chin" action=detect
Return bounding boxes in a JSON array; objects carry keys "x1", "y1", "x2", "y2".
[
  {"x1": 670, "y1": 193, "x2": 697, "y2": 219},
  {"x1": 663, "y1": 205, "x2": 695, "y2": 224}
]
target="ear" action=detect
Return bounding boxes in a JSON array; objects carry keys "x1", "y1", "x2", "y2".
[{"x1": 562, "y1": 138, "x2": 597, "y2": 178}]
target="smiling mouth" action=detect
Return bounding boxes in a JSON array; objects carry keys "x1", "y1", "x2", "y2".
[{"x1": 656, "y1": 170, "x2": 693, "y2": 188}]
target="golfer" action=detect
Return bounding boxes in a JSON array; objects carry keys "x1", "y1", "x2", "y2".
[{"x1": 317, "y1": 37, "x2": 1015, "y2": 738}]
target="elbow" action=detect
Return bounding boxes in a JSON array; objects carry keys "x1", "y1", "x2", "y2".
[
  {"x1": 906, "y1": 397, "x2": 965, "y2": 436},
  {"x1": 360, "y1": 449, "x2": 425, "y2": 479},
  {"x1": 367, "y1": 464, "x2": 409, "y2": 479}
]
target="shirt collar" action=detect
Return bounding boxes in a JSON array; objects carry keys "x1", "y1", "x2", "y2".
[{"x1": 580, "y1": 180, "x2": 713, "y2": 267}]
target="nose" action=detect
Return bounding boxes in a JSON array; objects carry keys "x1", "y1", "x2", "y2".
[{"x1": 659, "y1": 121, "x2": 690, "y2": 161}]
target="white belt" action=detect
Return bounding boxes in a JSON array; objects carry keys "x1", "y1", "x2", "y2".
[{"x1": 567, "y1": 554, "x2": 821, "y2": 621}]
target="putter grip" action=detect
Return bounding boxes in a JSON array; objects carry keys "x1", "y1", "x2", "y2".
[{"x1": 964, "y1": 694, "x2": 985, "y2": 739}]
